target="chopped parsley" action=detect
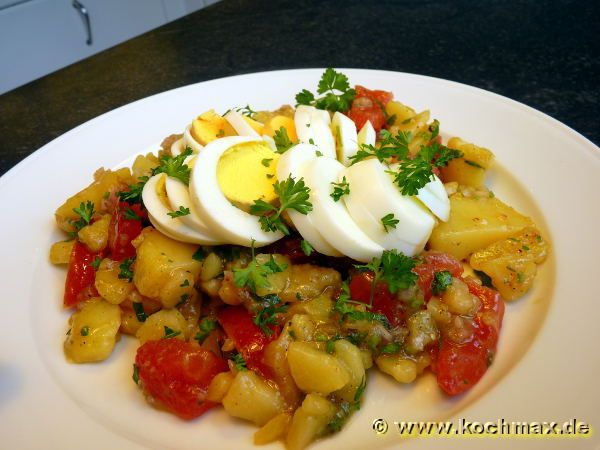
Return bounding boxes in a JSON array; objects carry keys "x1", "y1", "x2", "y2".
[
  {"x1": 132, "y1": 302, "x2": 147, "y2": 322},
  {"x1": 194, "y1": 318, "x2": 217, "y2": 343},
  {"x1": 70, "y1": 201, "x2": 95, "y2": 232},
  {"x1": 123, "y1": 207, "x2": 141, "y2": 220},
  {"x1": 432, "y1": 270, "x2": 453, "y2": 296},
  {"x1": 90, "y1": 256, "x2": 102, "y2": 270},
  {"x1": 180, "y1": 279, "x2": 190, "y2": 287},
  {"x1": 349, "y1": 129, "x2": 412, "y2": 165},
  {"x1": 162, "y1": 326, "x2": 181, "y2": 339},
  {"x1": 380, "y1": 342, "x2": 402, "y2": 354},
  {"x1": 253, "y1": 295, "x2": 289, "y2": 336},
  {"x1": 295, "y1": 68, "x2": 356, "y2": 112},
  {"x1": 231, "y1": 353, "x2": 247, "y2": 371},
  {"x1": 261, "y1": 158, "x2": 273, "y2": 167},
  {"x1": 380, "y1": 213, "x2": 399, "y2": 232},
  {"x1": 80, "y1": 326, "x2": 89, "y2": 336},
  {"x1": 152, "y1": 147, "x2": 193, "y2": 185},
  {"x1": 250, "y1": 176, "x2": 312, "y2": 235},
  {"x1": 132, "y1": 364, "x2": 139, "y2": 385},
  {"x1": 327, "y1": 376, "x2": 366, "y2": 432},
  {"x1": 330, "y1": 176, "x2": 350, "y2": 202},
  {"x1": 118, "y1": 257, "x2": 135, "y2": 282},
  {"x1": 300, "y1": 239, "x2": 314, "y2": 256},
  {"x1": 233, "y1": 241, "x2": 288, "y2": 293},
  {"x1": 464, "y1": 159, "x2": 484, "y2": 169},
  {"x1": 167, "y1": 206, "x2": 191, "y2": 218},
  {"x1": 273, "y1": 126, "x2": 296, "y2": 153},
  {"x1": 334, "y1": 282, "x2": 389, "y2": 327},
  {"x1": 355, "y1": 249, "x2": 418, "y2": 295},
  {"x1": 117, "y1": 176, "x2": 149, "y2": 204}
]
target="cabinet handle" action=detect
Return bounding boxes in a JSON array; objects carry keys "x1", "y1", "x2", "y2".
[{"x1": 72, "y1": 0, "x2": 92, "y2": 45}]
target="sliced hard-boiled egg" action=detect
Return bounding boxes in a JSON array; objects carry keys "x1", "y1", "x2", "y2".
[
  {"x1": 301, "y1": 157, "x2": 384, "y2": 262},
  {"x1": 294, "y1": 105, "x2": 336, "y2": 158},
  {"x1": 357, "y1": 120, "x2": 376, "y2": 147},
  {"x1": 191, "y1": 110, "x2": 236, "y2": 145},
  {"x1": 343, "y1": 159, "x2": 435, "y2": 256},
  {"x1": 190, "y1": 136, "x2": 284, "y2": 247},
  {"x1": 261, "y1": 134, "x2": 277, "y2": 152},
  {"x1": 142, "y1": 173, "x2": 223, "y2": 245},
  {"x1": 388, "y1": 163, "x2": 450, "y2": 222},
  {"x1": 164, "y1": 176, "x2": 218, "y2": 237},
  {"x1": 224, "y1": 110, "x2": 260, "y2": 137},
  {"x1": 183, "y1": 125, "x2": 204, "y2": 153},
  {"x1": 276, "y1": 144, "x2": 342, "y2": 257},
  {"x1": 332, "y1": 111, "x2": 358, "y2": 166},
  {"x1": 170, "y1": 137, "x2": 185, "y2": 156}
]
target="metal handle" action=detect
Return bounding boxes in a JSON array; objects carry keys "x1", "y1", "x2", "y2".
[{"x1": 72, "y1": 0, "x2": 92, "y2": 45}]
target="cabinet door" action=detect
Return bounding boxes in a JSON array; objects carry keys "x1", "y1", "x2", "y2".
[{"x1": 0, "y1": 0, "x2": 166, "y2": 94}]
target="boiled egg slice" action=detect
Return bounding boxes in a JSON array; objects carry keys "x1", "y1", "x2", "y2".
[
  {"x1": 183, "y1": 124, "x2": 204, "y2": 153},
  {"x1": 357, "y1": 120, "x2": 376, "y2": 147},
  {"x1": 343, "y1": 159, "x2": 435, "y2": 256},
  {"x1": 276, "y1": 144, "x2": 342, "y2": 257},
  {"x1": 142, "y1": 173, "x2": 223, "y2": 244},
  {"x1": 388, "y1": 163, "x2": 450, "y2": 222},
  {"x1": 224, "y1": 110, "x2": 260, "y2": 137},
  {"x1": 189, "y1": 136, "x2": 283, "y2": 247},
  {"x1": 301, "y1": 157, "x2": 384, "y2": 262},
  {"x1": 332, "y1": 111, "x2": 358, "y2": 166},
  {"x1": 294, "y1": 105, "x2": 336, "y2": 159},
  {"x1": 170, "y1": 137, "x2": 185, "y2": 156}
]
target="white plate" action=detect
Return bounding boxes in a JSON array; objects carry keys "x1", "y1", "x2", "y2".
[{"x1": 1, "y1": 69, "x2": 598, "y2": 450}]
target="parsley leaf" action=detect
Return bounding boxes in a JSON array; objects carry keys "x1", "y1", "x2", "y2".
[
  {"x1": 273, "y1": 126, "x2": 296, "y2": 154},
  {"x1": 231, "y1": 353, "x2": 247, "y2": 371},
  {"x1": 261, "y1": 158, "x2": 273, "y2": 167},
  {"x1": 253, "y1": 295, "x2": 288, "y2": 336},
  {"x1": 295, "y1": 68, "x2": 356, "y2": 112},
  {"x1": 80, "y1": 326, "x2": 89, "y2": 336},
  {"x1": 132, "y1": 364, "x2": 139, "y2": 385},
  {"x1": 327, "y1": 376, "x2": 367, "y2": 433},
  {"x1": 152, "y1": 147, "x2": 193, "y2": 185},
  {"x1": 349, "y1": 130, "x2": 412, "y2": 165},
  {"x1": 90, "y1": 256, "x2": 102, "y2": 271},
  {"x1": 389, "y1": 158, "x2": 434, "y2": 196},
  {"x1": 162, "y1": 326, "x2": 181, "y2": 339},
  {"x1": 167, "y1": 206, "x2": 191, "y2": 218},
  {"x1": 334, "y1": 282, "x2": 389, "y2": 327},
  {"x1": 118, "y1": 257, "x2": 135, "y2": 282},
  {"x1": 132, "y1": 302, "x2": 147, "y2": 322},
  {"x1": 233, "y1": 241, "x2": 288, "y2": 293},
  {"x1": 380, "y1": 342, "x2": 402, "y2": 354},
  {"x1": 250, "y1": 176, "x2": 312, "y2": 235},
  {"x1": 71, "y1": 201, "x2": 95, "y2": 231},
  {"x1": 432, "y1": 270, "x2": 453, "y2": 296},
  {"x1": 355, "y1": 249, "x2": 417, "y2": 295},
  {"x1": 330, "y1": 176, "x2": 350, "y2": 202},
  {"x1": 123, "y1": 207, "x2": 141, "y2": 220},
  {"x1": 381, "y1": 213, "x2": 399, "y2": 232},
  {"x1": 117, "y1": 176, "x2": 149, "y2": 204},
  {"x1": 300, "y1": 239, "x2": 314, "y2": 256},
  {"x1": 194, "y1": 318, "x2": 217, "y2": 343}
]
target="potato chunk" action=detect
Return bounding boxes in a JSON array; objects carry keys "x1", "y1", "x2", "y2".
[
  {"x1": 280, "y1": 264, "x2": 341, "y2": 302},
  {"x1": 55, "y1": 168, "x2": 132, "y2": 232},
  {"x1": 77, "y1": 214, "x2": 111, "y2": 252},
  {"x1": 286, "y1": 394, "x2": 337, "y2": 450},
  {"x1": 222, "y1": 371, "x2": 285, "y2": 426},
  {"x1": 287, "y1": 341, "x2": 350, "y2": 394},
  {"x1": 441, "y1": 137, "x2": 495, "y2": 187},
  {"x1": 135, "y1": 309, "x2": 187, "y2": 344},
  {"x1": 49, "y1": 240, "x2": 74, "y2": 264},
  {"x1": 254, "y1": 412, "x2": 292, "y2": 445},
  {"x1": 333, "y1": 339, "x2": 366, "y2": 402},
  {"x1": 94, "y1": 258, "x2": 134, "y2": 304},
  {"x1": 470, "y1": 227, "x2": 549, "y2": 300},
  {"x1": 64, "y1": 298, "x2": 121, "y2": 363},
  {"x1": 132, "y1": 228, "x2": 202, "y2": 306},
  {"x1": 429, "y1": 195, "x2": 534, "y2": 260}
]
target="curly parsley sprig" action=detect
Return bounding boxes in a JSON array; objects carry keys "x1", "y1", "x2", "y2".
[
  {"x1": 349, "y1": 129, "x2": 412, "y2": 165},
  {"x1": 233, "y1": 241, "x2": 288, "y2": 293},
  {"x1": 152, "y1": 147, "x2": 193, "y2": 185},
  {"x1": 250, "y1": 176, "x2": 312, "y2": 235},
  {"x1": 296, "y1": 68, "x2": 356, "y2": 113}
]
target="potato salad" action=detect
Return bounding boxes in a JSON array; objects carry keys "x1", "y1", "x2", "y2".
[{"x1": 50, "y1": 69, "x2": 549, "y2": 449}]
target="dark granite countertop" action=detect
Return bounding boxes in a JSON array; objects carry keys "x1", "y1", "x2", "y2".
[{"x1": 0, "y1": 0, "x2": 598, "y2": 175}]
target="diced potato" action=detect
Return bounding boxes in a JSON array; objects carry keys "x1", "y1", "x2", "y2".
[
  {"x1": 288, "y1": 294, "x2": 333, "y2": 323},
  {"x1": 132, "y1": 228, "x2": 202, "y2": 304},
  {"x1": 158, "y1": 268, "x2": 197, "y2": 309},
  {"x1": 287, "y1": 341, "x2": 350, "y2": 394},
  {"x1": 131, "y1": 153, "x2": 159, "y2": 179},
  {"x1": 442, "y1": 137, "x2": 495, "y2": 187},
  {"x1": 222, "y1": 371, "x2": 285, "y2": 426},
  {"x1": 470, "y1": 226, "x2": 549, "y2": 300},
  {"x1": 254, "y1": 254, "x2": 291, "y2": 297},
  {"x1": 289, "y1": 314, "x2": 315, "y2": 341},
  {"x1": 49, "y1": 240, "x2": 75, "y2": 264},
  {"x1": 359, "y1": 349, "x2": 374, "y2": 369},
  {"x1": 135, "y1": 309, "x2": 187, "y2": 344},
  {"x1": 385, "y1": 101, "x2": 416, "y2": 126},
  {"x1": 376, "y1": 355, "x2": 417, "y2": 384},
  {"x1": 429, "y1": 195, "x2": 534, "y2": 260},
  {"x1": 404, "y1": 311, "x2": 438, "y2": 355},
  {"x1": 254, "y1": 412, "x2": 292, "y2": 445},
  {"x1": 94, "y1": 258, "x2": 135, "y2": 305},
  {"x1": 191, "y1": 109, "x2": 236, "y2": 145},
  {"x1": 55, "y1": 168, "x2": 132, "y2": 232},
  {"x1": 441, "y1": 278, "x2": 479, "y2": 316},
  {"x1": 206, "y1": 371, "x2": 235, "y2": 403},
  {"x1": 262, "y1": 115, "x2": 298, "y2": 142},
  {"x1": 200, "y1": 252, "x2": 224, "y2": 281},
  {"x1": 333, "y1": 339, "x2": 366, "y2": 402},
  {"x1": 263, "y1": 325, "x2": 302, "y2": 409},
  {"x1": 280, "y1": 264, "x2": 341, "y2": 302},
  {"x1": 120, "y1": 309, "x2": 143, "y2": 335},
  {"x1": 77, "y1": 214, "x2": 111, "y2": 252},
  {"x1": 286, "y1": 394, "x2": 337, "y2": 450},
  {"x1": 64, "y1": 298, "x2": 121, "y2": 363}
]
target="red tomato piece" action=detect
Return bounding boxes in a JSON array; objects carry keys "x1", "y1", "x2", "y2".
[
  {"x1": 348, "y1": 272, "x2": 409, "y2": 327},
  {"x1": 433, "y1": 282, "x2": 505, "y2": 396},
  {"x1": 347, "y1": 101, "x2": 387, "y2": 132},
  {"x1": 412, "y1": 252, "x2": 464, "y2": 301},
  {"x1": 108, "y1": 202, "x2": 145, "y2": 261},
  {"x1": 354, "y1": 85, "x2": 393, "y2": 106},
  {"x1": 135, "y1": 339, "x2": 228, "y2": 420},
  {"x1": 217, "y1": 306, "x2": 279, "y2": 379},
  {"x1": 63, "y1": 241, "x2": 102, "y2": 308}
]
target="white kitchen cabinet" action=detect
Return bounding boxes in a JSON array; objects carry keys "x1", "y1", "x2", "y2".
[{"x1": 0, "y1": 0, "x2": 214, "y2": 94}]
